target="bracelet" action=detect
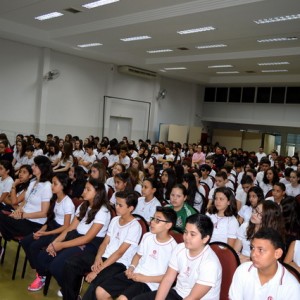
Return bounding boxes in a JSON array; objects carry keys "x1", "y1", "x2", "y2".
[{"x1": 128, "y1": 264, "x2": 136, "y2": 269}]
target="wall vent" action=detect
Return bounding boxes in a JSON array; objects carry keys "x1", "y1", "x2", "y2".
[{"x1": 118, "y1": 65, "x2": 157, "y2": 79}]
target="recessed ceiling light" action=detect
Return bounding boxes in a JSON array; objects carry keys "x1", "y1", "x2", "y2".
[
  {"x1": 196, "y1": 44, "x2": 227, "y2": 49},
  {"x1": 77, "y1": 43, "x2": 103, "y2": 48},
  {"x1": 216, "y1": 71, "x2": 239, "y2": 74},
  {"x1": 254, "y1": 14, "x2": 300, "y2": 24},
  {"x1": 82, "y1": 0, "x2": 119, "y2": 9},
  {"x1": 120, "y1": 36, "x2": 151, "y2": 42},
  {"x1": 261, "y1": 70, "x2": 288, "y2": 73},
  {"x1": 208, "y1": 65, "x2": 233, "y2": 68},
  {"x1": 35, "y1": 12, "x2": 64, "y2": 21},
  {"x1": 177, "y1": 26, "x2": 215, "y2": 35},
  {"x1": 147, "y1": 49, "x2": 173, "y2": 54},
  {"x1": 164, "y1": 67, "x2": 187, "y2": 70},
  {"x1": 258, "y1": 62, "x2": 290, "y2": 66},
  {"x1": 257, "y1": 37, "x2": 298, "y2": 42}
]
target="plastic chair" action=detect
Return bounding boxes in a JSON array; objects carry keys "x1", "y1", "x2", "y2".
[
  {"x1": 209, "y1": 241, "x2": 240, "y2": 300},
  {"x1": 281, "y1": 262, "x2": 300, "y2": 283},
  {"x1": 169, "y1": 229, "x2": 184, "y2": 243}
]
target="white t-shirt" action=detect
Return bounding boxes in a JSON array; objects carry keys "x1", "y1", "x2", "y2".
[
  {"x1": 108, "y1": 154, "x2": 119, "y2": 168},
  {"x1": 23, "y1": 180, "x2": 52, "y2": 224},
  {"x1": 236, "y1": 222, "x2": 251, "y2": 256},
  {"x1": 285, "y1": 184, "x2": 300, "y2": 197},
  {"x1": 120, "y1": 156, "x2": 131, "y2": 169},
  {"x1": 236, "y1": 189, "x2": 247, "y2": 207},
  {"x1": 238, "y1": 205, "x2": 252, "y2": 223},
  {"x1": 80, "y1": 153, "x2": 96, "y2": 172},
  {"x1": 73, "y1": 149, "x2": 85, "y2": 159},
  {"x1": 133, "y1": 197, "x2": 161, "y2": 222},
  {"x1": 97, "y1": 152, "x2": 109, "y2": 161},
  {"x1": 33, "y1": 149, "x2": 44, "y2": 157},
  {"x1": 47, "y1": 151, "x2": 62, "y2": 163},
  {"x1": 259, "y1": 182, "x2": 273, "y2": 197},
  {"x1": 206, "y1": 213, "x2": 239, "y2": 243},
  {"x1": 54, "y1": 196, "x2": 75, "y2": 225},
  {"x1": 76, "y1": 204, "x2": 111, "y2": 237},
  {"x1": 103, "y1": 216, "x2": 142, "y2": 267},
  {"x1": 293, "y1": 240, "x2": 300, "y2": 267},
  {"x1": 229, "y1": 262, "x2": 300, "y2": 300},
  {"x1": 57, "y1": 155, "x2": 74, "y2": 167},
  {"x1": 200, "y1": 177, "x2": 214, "y2": 189},
  {"x1": 0, "y1": 176, "x2": 14, "y2": 196},
  {"x1": 135, "y1": 232, "x2": 177, "y2": 290},
  {"x1": 170, "y1": 243, "x2": 222, "y2": 299},
  {"x1": 106, "y1": 177, "x2": 115, "y2": 189}
]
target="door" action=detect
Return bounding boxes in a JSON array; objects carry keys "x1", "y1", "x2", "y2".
[{"x1": 109, "y1": 116, "x2": 132, "y2": 141}]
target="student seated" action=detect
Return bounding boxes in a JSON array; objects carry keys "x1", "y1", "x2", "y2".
[
  {"x1": 229, "y1": 228, "x2": 300, "y2": 300},
  {"x1": 95, "y1": 206, "x2": 178, "y2": 300},
  {"x1": 134, "y1": 214, "x2": 222, "y2": 300},
  {"x1": 284, "y1": 240, "x2": 300, "y2": 273},
  {"x1": 62, "y1": 191, "x2": 142, "y2": 300}
]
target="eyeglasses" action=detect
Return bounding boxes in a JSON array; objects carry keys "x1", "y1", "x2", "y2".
[
  {"x1": 200, "y1": 169, "x2": 206, "y2": 172},
  {"x1": 252, "y1": 208, "x2": 262, "y2": 217},
  {"x1": 150, "y1": 217, "x2": 170, "y2": 224}
]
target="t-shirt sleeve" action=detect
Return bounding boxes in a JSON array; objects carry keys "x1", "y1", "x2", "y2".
[
  {"x1": 137, "y1": 232, "x2": 149, "y2": 256},
  {"x1": 63, "y1": 197, "x2": 75, "y2": 215},
  {"x1": 169, "y1": 244, "x2": 181, "y2": 271},
  {"x1": 227, "y1": 217, "x2": 239, "y2": 239},
  {"x1": 93, "y1": 206, "x2": 110, "y2": 225},
  {"x1": 196, "y1": 257, "x2": 220, "y2": 287},
  {"x1": 41, "y1": 182, "x2": 53, "y2": 202},
  {"x1": 124, "y1": 220, "x2": 142, "y2": 246}
]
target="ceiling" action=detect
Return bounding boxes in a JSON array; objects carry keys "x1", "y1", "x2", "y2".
[{"x1": 1, "y1": 0, "x2": 300, "y2": 85}]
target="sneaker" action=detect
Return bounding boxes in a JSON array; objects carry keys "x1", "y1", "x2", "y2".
[
  {"x1": 28, "y1": 274, "x2": 46, "y2": 291},
  {"x1": 57, "y1": 289, "x2": 63, "y2": 297}
]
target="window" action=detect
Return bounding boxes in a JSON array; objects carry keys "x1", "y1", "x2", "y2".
[
  {"x1": 257, "y1": 87, "x2": 271, "y2": 103},
  {"x1": 286, "y1": 87, "x2": 300, "y2": 104},
  {"x1": 204, "y1": 88, "x2": 216, "y2": 102},
  {"x1": 229, "y1": 87, "x2": 241, "y2": 102},
  {"x1": 216, "y1": 88, "x2": 228, "y2": 102},
  {"x1": 271, "y1": 87, "x2": 285, "y2": 104},
  {"x1": 242, "y1": 87, "x2": 255, "y2": 103}
]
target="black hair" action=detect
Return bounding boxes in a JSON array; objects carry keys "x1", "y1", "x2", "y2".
[
  {"x1": 73, "y1": 166, "x2": 86, "y2": 182},
  {"x1": 252, "y1": 228, "x2": 284, "y2": 251},
  {"x1": 0, "y1": 160, "x2": 15, "y2": 179},
  {"x1": 186, "y1": 214, "x2": 214, "y2": 244},
  {"x1": 158, "y1": 168, "x2": 177, "y2": 202},
  {"x1": 90, "y1": 162, "x2": 107, "y2": 183},
  {"x1": 200, "y1": 164, "x2": 212, "y2": 172},
  {"x1": 143, "y1": 177, "x2": 158, "y2": 190},
  {"x1": 215, "y1": 171, "x2": 227, "y2": 181},
  {"x1": 46, "y1": 173, "x2": 69, "y2": 223},
  {"x1": 156, "y1": 206, "x2": 177, "y2": 229},
  {"x1": 273, "y1": 182, "x2": 286, "y2": 192},
  {"x1": 263, "y1": 167, "x2": 279, "y2": 185},
  {"x1": 241, "y1": 174, "x2": 254, "y2": 185},
  {"x1": 25, "y1": 145, "x2": 35, "y2": 152},
  {"x1": 78, "y1": 179, "x2": 110, "y2": 224},
  {"x1": 245, "y1": 186, "x2": 264, "y2": 207},
  {"x1": 182, "y1": 173, "x2": 201, "y2": 208},
  {"x1": 84, "y1": 142, "x2": 94, "y2": 150},
  {"x1": 33, "y1": 155, "x2": 52, "y2": 182},
  {"x1": 115, "y1": 190, "x2": 138, "y2": 209},
  {"x1": 114, "y1": 172, "x2": 133, "y2": 191},
  {"x1": 284, "y1": 167, "x2": 293, "y2": 177},
  {"x1": 208, "y1": 187, "x2": 237, "y2": 217}
]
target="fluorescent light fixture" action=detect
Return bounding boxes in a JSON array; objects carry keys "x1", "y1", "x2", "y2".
[
  {"x1": 261, "y1": 69, "x2": 288, "y2": 73},
  {"x1": 196, "y1": 44, "x2": 227, "y2": 49},
  {"x1": 82, "y1": 0, "x2": 119, "y2": 9},
  {"x1": 147, "y1": 49, "x2": 173, "y2": 54},
  {"x1": 35, "y1": 12, "x2": 63, "y2": 21},
  {"x1": 254, "y1": 14, "x2": 300, "y2": 24},
  {"x1": 257, "y1": 37, "x2": 298, "y2": 42},
  {"x1": 164, "y1": 67, "x2": 186, "y2": 70},
  {"x1": 159, "y1": 69, "x2": 167, "y2": 72},
  {"x1": 258, "y1": 62, "x2": 290, "y2": 66},
  {"x1": 77, "y1": 43, "x2": 103, "y2": 48},
  {"x1": 120, "y1": 36, "x2": 151, "y2": 42},
  {"x1": 177, "y1": 26, "x2": 215, "y2": 34},
  {"x1": 216, "y1": 71, "x2": 239, "y2": 74},
  {"x1": 208, "y1": 65, "x2": 233, "y2": 68}
]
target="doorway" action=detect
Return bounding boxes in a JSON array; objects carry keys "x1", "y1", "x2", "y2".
[{"x1": 109, "y1": 116, "x2": 132, "y2": 141}]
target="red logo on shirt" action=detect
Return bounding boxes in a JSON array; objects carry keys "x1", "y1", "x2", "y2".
[{"x1": 149, "y1": 249, "x2": 158, "y2": 259}]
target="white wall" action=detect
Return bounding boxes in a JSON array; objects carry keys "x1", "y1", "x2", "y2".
[{"x1": 0, "y1": 38, "x2": 200, "y2": 144}]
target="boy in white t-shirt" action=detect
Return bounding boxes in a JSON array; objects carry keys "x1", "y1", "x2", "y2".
[
  {"x1": 138, "y1": 214, "x2": 222, "y2": 300},
  {"x1": 81, "y1": 191, "x2": 142, "y2": 300},
  {"x1": 229, "y1": 228, "x2": 300, "y2": 300},
  {"x1": 96, "y1": 206, "x2": 178, "y2": 300}
]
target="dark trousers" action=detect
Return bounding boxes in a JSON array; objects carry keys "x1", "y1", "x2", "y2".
[
  {"x1": 0, "y1": 212, "x2": 42, "y2": 240},
  {"x1": 62, "y1": 250, "x2": 96, "y2": 300},
  {"x1": 82, "y1": 261, "x2": 126, "y2": 300},
  {"x1": 20, "y1": 221, "x2": 60, "y2": 269},
  {"x1": 132, "y1": 289, "x2": 183, "y2": 300}
]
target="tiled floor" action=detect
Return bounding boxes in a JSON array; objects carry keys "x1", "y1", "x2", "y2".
[{"x1": 0, "y1": 241, "x2": 61, "y2": 300}]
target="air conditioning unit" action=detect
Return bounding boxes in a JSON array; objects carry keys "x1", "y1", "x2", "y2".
[{"x1": 118, "y1": 65, "x2": 157, "y2": 79}]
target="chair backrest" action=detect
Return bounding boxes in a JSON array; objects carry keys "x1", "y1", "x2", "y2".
[
  {"x1": 169, "y1": 229, "x2": 184, "y2": 243},
  {"x1": 281, "y1": 262, "x2": 300, "y2": 284},
  {"x1": 265, "y1": 189, "x2": 273, "y2": 198},
  {"x1": 100, "y1": 156, "x2": 109, "y2": 168},
  {"x1": 72, "y1": 197, "x2": 84, "y2": 209},
  {"x1": 133, "y1": 214, "x2": 149, "y2": 243},
  {"x1": 210, "y1": 241, "x2": 240, "y2": 300},
  {"x1": 107, "y1": 186, "x2": 114, "y2": 201}
]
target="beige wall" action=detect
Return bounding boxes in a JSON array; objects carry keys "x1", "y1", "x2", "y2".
[
  {"x1": 188, "y1": 126, "x2": 202, "y2": 144},
  {"x1": 212, "y1": 129, "x2": 242, "y2": 150},
  {"x1": 264, "y1": 134, "x2": 276, "y2": 154},
  {"x1": 242, "y1": 132, "x2": 262, "y2": 152},
  {"x1": 168, "y1": 125, "x2": 189, "y2": 144}
]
